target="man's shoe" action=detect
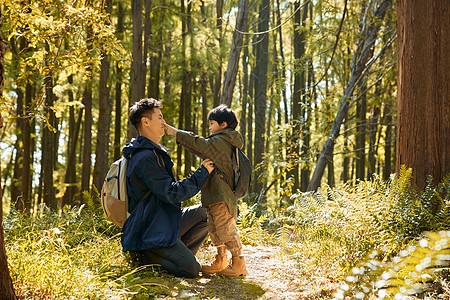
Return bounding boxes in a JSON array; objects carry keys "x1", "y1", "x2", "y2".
[
  {"x1": 218, "y1": 256, "x2": 248, "y2": 277},
  {"x1": 201, "y1": 253, "x2": 228, "y2": 274}
]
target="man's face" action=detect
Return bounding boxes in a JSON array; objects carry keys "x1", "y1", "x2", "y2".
[{"x1": 141, "y1": 108, "x2": 165, "y2": 139}]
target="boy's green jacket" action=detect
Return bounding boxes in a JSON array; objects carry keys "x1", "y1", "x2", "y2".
[{"x1": 176, "y1": 128, "x2": 243, "y2": 219}]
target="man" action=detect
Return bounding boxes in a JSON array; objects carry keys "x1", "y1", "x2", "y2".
[{"x1": 121, "y1": 98, "x2": 214, "y2": 278}]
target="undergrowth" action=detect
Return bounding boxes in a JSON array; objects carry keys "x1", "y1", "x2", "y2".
[
  {"x1": 272, "y1": 166, "x2": 450, "y2": 298},
  {"x1": 4, "y1": 167, "x2": 450, "y2": 299},
  {"x1": 4, "y1": 195, "x2": 269, "y2": 299}
]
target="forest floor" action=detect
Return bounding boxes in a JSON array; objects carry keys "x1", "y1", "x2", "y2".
[{"x1": 175, "y1": 244, "x2": 339, "y2": 299}]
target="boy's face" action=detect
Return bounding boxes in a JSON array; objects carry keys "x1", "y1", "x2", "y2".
[{"x1": 209, "y1": 120, "x2": 227, "y2": 134}]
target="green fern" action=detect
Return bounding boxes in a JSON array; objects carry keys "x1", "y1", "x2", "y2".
[{"x1": 334, "y1": 231, "x2": 450, "y2": 299}]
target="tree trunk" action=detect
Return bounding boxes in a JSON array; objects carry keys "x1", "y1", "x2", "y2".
[
  {"x1": 21, "y1": 83, "x2": 32, "y2": 210},
  {"x1": 290, "y1": 1, "x2": 307, "y2": 192},
  {"x1": 368, "y1": 105, "x2": 381, "y2": 179},
  {"x1": 184, "y1": 1, "x2": 193, "y2": 174},
  {"x1": 148, "y1": 0, "x2": 162, "y2": 100},
  {"x1": 382, "y1": 98, "x2": 393, "y2": 180},
  {"x1": 43, "y1": 44, "x2": 57, "y2": 209},
  {"x1": 219, "y1": 0, "x2": 248, "y2": 107},
  {"x1": 253, "y1": 0, "x2": 269, "y2": 194},
  {"x1": 240, "y1": 37, "x2": 248, "y2": 147},
  {"x1": 355, "y1": 81, "x2": 367, "y2": 181},
  {"x1": 396, "y1": 0, "x2": 450, "y2": 189},
  {"x1": 299, "y1": 3, "x2": 311, "y2": 192},
  {"x1": 114, "y1": 2, "x2": 125, "y2": 161},
  {"x1": 0, "y1": 29, "x2": 17, "y2": 300},
  {"x1": 93, "y1": 0, "x2": 112, "y2": 197},
  {"x1": 213, "y1": 0, "x2": 223, "y2": 107},
  {"x1": 201, "y1": 74, "x2": 208, "y2": 137},
  {"x1": 62, "y1": 108, "x2": 83, "y2": 207},
  {"x1": 247, "y1": 66, "x2": 254, "y2": 178},
  {"x1": 307, "y1": 0, "x2": 392, "y2": 191},
  {"x1": 81, "y1": 83, "x2": 92, "y2": 201},
  {"x1": 129, "y1": 0, "x2": 145, "y2": 140}
]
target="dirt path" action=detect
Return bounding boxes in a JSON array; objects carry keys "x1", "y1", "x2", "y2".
[{"x1": 184, "y1": 244, "x2": 337, "y2": 299}]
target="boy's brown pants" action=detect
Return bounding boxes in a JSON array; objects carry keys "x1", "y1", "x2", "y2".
[{"x1": 206, "y1": 201, "x2": 243, "y2": 256}]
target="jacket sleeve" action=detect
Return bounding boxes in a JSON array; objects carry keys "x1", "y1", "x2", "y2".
[
  {"x1": 176, "y1": 130, "x2": 220, "y2": 160},
  {"x1": 134, "y1": 152, "x2": 209, "y2": 205}
]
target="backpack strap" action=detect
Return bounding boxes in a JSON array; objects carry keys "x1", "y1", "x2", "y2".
[
  {"x1": 129, "y1": 189, "x2": 152, "y2": 215},
  {"x1": 125, "y1": 148, "x2": 152, "y2": 215}
]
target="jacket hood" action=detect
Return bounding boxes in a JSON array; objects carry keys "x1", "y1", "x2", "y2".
[
  {"x1": 122, "y1": 135, "x2": 159, "y2": 158},
  {"x1": 210, "y1": 128, "x2": 244, "y2": 149}
]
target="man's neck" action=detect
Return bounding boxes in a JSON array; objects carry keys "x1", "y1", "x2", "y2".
[{"x1": 141, "y1": 132, "x2": 160, "y2": 145}]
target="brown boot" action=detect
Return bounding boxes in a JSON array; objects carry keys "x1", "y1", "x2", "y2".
[
  {"x1": 201, "y1": 246, "x2": 228, "y2": 274},
  {"x1": 218, "y1": 256, "x2": 248, "y2": 277}
]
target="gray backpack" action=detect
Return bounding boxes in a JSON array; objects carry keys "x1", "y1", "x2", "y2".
[{"x1": 231, "y1": 147, "x2": 252, "y2": 200}]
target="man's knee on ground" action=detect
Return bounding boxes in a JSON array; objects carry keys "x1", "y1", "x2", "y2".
[{"x1": 177, "y1": 259, "x2": 201, "y2": 278}]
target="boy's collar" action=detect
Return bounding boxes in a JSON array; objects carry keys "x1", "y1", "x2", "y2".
[{"x1": 207, "y1": 127, "x2": 233, "y2": 138}]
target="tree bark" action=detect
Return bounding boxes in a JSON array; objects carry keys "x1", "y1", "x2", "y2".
[
  {"x1": 355, "y1": 81, "x2": 367, "y2": 180},
  {"x1": 21, "y1": 83, "x2": 32, "y2": 210},
  {"x1": 114, "y1": 2, "x2": 125, "y2": 161},
  {"x1": 382, "y1": 98, "x2": 393, "y2": 180},
  {"x1": 240, "y1": 37, "x2": 248, "y2": 147},
  {"x1": 213, "y1": 0, "x2": 223, "y2": 107},
  {"x1": 129, "y1": 0, "x2": 145, "y2": 140},
  {"x1": 62, "y1": 108, "x2": 83, "y2": 207},
  {"x1": 43, "y1": 43, "x2": 57, "y2": 209},
  {"x1": 93, "y1": 0, "x2": 112, "y2": 197},
  {"x1": 81, "y1": 15, "x2": 94, "y2": 201},
  {"x1": 0, "y1": 28, "x2": 17, "y2": 299},
  {"x1": 253, "y1": 0, "x2": 269, "y2": 194},
  {"x1": 219, "y1": 0, "x2": 248, "y2": 107},
  {"x1": 396, "y1": 0, "x2": 450, "y2": 189}
]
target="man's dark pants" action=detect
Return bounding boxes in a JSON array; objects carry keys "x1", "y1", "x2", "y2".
[{"x1": 132, "y1": 205, "x2": 208, "y2": 278}]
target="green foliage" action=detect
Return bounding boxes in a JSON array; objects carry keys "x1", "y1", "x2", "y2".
[
  {"x1": 5, "y1": 204, "x2": 126, "y2": 298},
  {"x1": 334, "y1": 231, "x2": 450, "y2": 299},
  {"x1": 272, "y1": 167, "x2": 450, "y2": 282},
  {"x1": 237, "y1": 201, "x2": 273, "y2": 245}
]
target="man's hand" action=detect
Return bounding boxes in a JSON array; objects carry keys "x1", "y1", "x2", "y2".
[
  {"x1": 202, "y1": 158, "x2": 215, "y2": 174},
  {"x1": 163, "y1": 121, "x2": 178, "y2": 136}
]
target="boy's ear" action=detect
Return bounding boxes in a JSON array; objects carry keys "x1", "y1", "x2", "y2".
[{"x1": 220, "y1": 121, "x2": 228, "y2": 129}]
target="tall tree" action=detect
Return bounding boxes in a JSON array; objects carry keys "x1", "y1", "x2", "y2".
[
  {"x1": 129, "y1": 0, "x2": 145, "y2": 140},
  {"x1": 355, "y1": 81, "x2": 367, "y2": 180},
  {"x1": 290, "y1": 1, "x2": 308, "y2": 192},
  {"x1": 253, "y1": 0, "x2": 270, "y2": 195},
  {"x1": 220, "y1": 0, "x2": 249, "y2": 107},
  {"x1": 114, "y1": 2, "x2": 125, "y2": 161},
  {"x1": 81, "y1": 5, "x2": 94, "y2": 201},
  {"x1": 396, "y1": 0, "x2": 449, "y2": 189},
  {"x1": 0, "y1": 28, "x2": 17, "y2": 300},
  {"x1": 213, "y1": 0, "x2": 224, "y2": 107},
  {"x1": 43, "y1": 42, "x2": 57, "y2": 209},
  {"x1": 93, "y1": 0, "x2": 113, "y2": 196}
]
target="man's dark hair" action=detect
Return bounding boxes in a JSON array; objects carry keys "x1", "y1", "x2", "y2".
[
  {"x1": 207, "y1": 104, "x2": 238, "y2": 129},
  {"x1": 129, "y1": 98, "x2": 163, "y2": 130}
]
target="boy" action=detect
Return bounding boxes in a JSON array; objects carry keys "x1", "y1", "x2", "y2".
[{"x1": 164, "y1": 104, "x2": 248, "y2": 277}]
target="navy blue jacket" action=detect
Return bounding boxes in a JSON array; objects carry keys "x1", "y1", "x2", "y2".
[{"x1": 121, "y1": 135, "x2": 210, "y2": 252}]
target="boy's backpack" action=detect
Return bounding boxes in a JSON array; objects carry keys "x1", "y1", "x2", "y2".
[
  {"x1": 101, "y1": 154, "x2": 150, "y2": 227},
  {"x1": 231, "y1": 147, "x2": 252, "y2": 200}
]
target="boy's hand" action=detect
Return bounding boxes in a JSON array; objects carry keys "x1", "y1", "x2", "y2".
[
  {"x1": 202, "y1": 159, "x2": 215, "y2": 174},
  {"x1": 163, "y1": 121, "x2": 178, "y2": 136}
]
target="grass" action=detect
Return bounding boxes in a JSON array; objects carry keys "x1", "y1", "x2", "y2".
[{"x1": 4, "y1": 202, "x2": 269, "y2": 299}]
